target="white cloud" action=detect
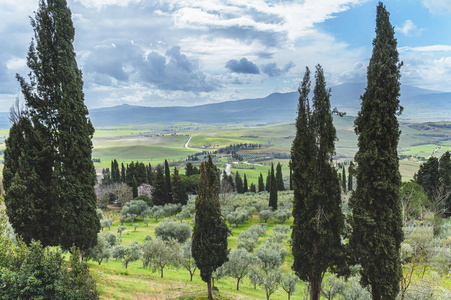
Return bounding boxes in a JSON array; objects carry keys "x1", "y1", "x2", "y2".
[
  {"x1": 402, "y1": 55, "x2": 451, "y2": 92},
  {"x1": 422, "y1": 0, "x2": 451, "y2": 14},
  {"x1": 74, "y1": 0, "x2": 142, "y2": 9},
  {"x1": 396, "y1": 20, "x2": 422, "y2": 36},
  {"x1": 399, "y1": 45, "x2": 451, "y2": 52},
  {"x1": 6, "y1": 57, "x2": 27, "y2": 70}
]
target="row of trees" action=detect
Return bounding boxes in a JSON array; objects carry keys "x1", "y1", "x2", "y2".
[{"x1": 291, "y1": 3, "x2": 404, "y2": 300}]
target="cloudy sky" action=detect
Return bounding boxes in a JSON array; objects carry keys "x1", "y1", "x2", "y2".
[{"x1": 1, "y1": 0, "x2": 451, "y2": 111}]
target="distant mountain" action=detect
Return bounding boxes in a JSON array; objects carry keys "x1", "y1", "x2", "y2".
[
  {"x1": 0, "y1": 83, "x2": 449, "y2": 129},
  {"x1": 88, "y1": 83, "x2": 449, "y2": 127}
]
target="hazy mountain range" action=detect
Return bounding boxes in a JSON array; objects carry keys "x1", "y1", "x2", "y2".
[{"x1": 0, "y1": 83, "x2": 450, "y2": 128}]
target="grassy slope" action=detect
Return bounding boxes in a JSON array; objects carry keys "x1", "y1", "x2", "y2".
[
  {"x1": 93, "y1": 197, "x2": 308, "y2": 300},
  {"x1": 92, "y1": 193, "x2": 451, "y2": 300}
]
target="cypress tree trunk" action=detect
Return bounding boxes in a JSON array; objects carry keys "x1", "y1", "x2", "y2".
[{"x1": 207, "y1": 277, "x2": 213, "y2": 300}]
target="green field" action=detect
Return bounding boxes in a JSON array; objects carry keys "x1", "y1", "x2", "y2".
[{"x1": 2, "y1": 119, "x2": 451, "y2": 182}]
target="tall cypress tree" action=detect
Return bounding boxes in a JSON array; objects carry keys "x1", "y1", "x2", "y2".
[
  {"x1": 121, "y1": 163, "x2": 126, "y2": 183},
  {"x1": 243, "y1": 174, "x2": 249, "y2": 193},
  {"x1": 265, "y1": 169, "x2": 271, "y2": 192},
  {"x1": 111, "y1": 160, "x2": 120, "y2": 183},
  {"x1": 151, "y1": 165, "x2": 166, "y2": 206},
  {"x1": 342, "y1": 165, "x2": 347, "y2": 194},
  {"x1": 235, "y1": 171, "x2": 244, "y2": 194},
  {"x1": 258, "y1": 173, "x2": 265, "y2": 192},
  {"x1": 192, "y1": 156, "x2": 229, "y2": 300},
  {"x1": 289, "y1": 160, "x2": 293, "y2": 191},
  {"x1": 349, "y1": 3, "x2": 404, "y2": 299},
  {"x1": 6, "y1": 0, "x2": 99, "y2": 250},
  {"x1": 164, "y1": 160, "x2": 173, "y2": 204},
  {"x1": 269, "y1": 163, "x2": 278, "y2": 210},
  {"x1": 348, "y1": 161, "x2": 354, "y2": 192},
  {"x1": 172, "y1": 167, "x2": 188, "y2": 205},
  {"x1": 291, "y1": 66, "x2": 346, "y2": 300},
  {"x1": 132, "y1": 176, "x2": 138, "y2": 199},
  {"x1": 439, "y1": 151, "x2": 451, "y2": 210},
  {"x1": 276, "y1": 162, "x2": 285, "y2": 191}
]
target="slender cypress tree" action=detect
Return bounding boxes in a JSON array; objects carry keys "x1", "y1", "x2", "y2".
[
  {"x1": 126, "y1": 162, "x2": 135, "y2": 186},
  {"x1": 132, "y1": 176, "x2": 138, "y2": 199},
  {"x1": 121, "y1": 163, "x2": 126, "y2": 183},
  {"x1": 291, "y1": 66, "x2": 346, "y2": 300},
  {"x1": 276, "y1": 162, "x2": 285, "y2": 191},
  {"x1": 342, "y1": 165, "x2": 347, "y2": 194},
  {"x1": 235, "y1": 172, "x2": 244, "y2": 194},
  {"x1": 349, "y1": 3, "x2": 404, "y2": 299},
  {"x1": 151, "y1": 165, "x2": 166, "y2": 206},
  {"x1": 265, "y1": 170, "x2": 271, "y2": 192},
  {"x1": 243, "y1": 174, "x2": 249, "y2": 193},
  {"x1": 289, "y1": 160, "x2": 293, "y2": 191},
  {"x1": 414, "y1": 156, "x2": 440, "y2": 202},
  {"x1": 172, "y1": 167, "x2": 188, "y2": 206},
  {"x1": 269, "y1": 164, "x2": 278, "y2": 210},
  {"x1": 111, "y1": 160, "x2": 120, "y2": 183},
  {"x1": 439, "y1": 151, "x2": 451, "y2": 210},
  {"x1": 192, "y1": 156, "x2": 229, "y2": 300},
  {"x1": 258, "y1": 173, "x2": 265, "y2": 192},
  {"x1": 6, "y1": 0, "x2": 100, "y2": 250},
  {"x1": 348, "y1": 161, "x2": 354, "y2": 192},
  {"x1": 164, "y1": 160, "x2": 173, "y2": 203}
]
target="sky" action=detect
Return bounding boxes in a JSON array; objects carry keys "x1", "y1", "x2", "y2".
[{"x1": 1, "y1": 0, "x2": 451, "y2": 111}]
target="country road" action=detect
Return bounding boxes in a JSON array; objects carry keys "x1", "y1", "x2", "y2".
[{"x1": 184, "y1": 135, "x2": 202, "y2": 152}]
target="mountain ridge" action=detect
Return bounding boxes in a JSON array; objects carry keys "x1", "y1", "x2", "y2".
[{"x1": 0, "y1": 83, "x2": 449, "y2": 128}]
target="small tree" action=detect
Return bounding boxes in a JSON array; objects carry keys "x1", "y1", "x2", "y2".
[
  {"x1": 224, "y1": 248, "x2": 255, "y2": 290},
  {"x1": 155, "y1": 220, "x2": 192, "y2": 243},
  {"x1": 87, "y1": 233, "x2": 111, "y2": 265},
  {"x1": 142, "y1": 238, "x2": 181, "y2": 278},
  {"x1": 259, "y1": 209, "x2": 274, "y2": 223},
  {"x1": 117, "y1": 225, "x2": 126, "y2": 237},
  {"x1": 281, "y1": 273, "x2": 300, "y2": 300},
  {"x1": 274, "y1": 208, "x2": 291, "y2": 224},
  {"x1": 181, "y1": 239, "x2": 197, "y2": 281},
  {"x1": 260, "y1": 268, "x2": 282, "y2": 300},
  {"x1": 123, "y1": 241, "x2": 142, "y2": 269}
]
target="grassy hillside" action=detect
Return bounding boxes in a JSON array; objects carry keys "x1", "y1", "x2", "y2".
[{"x1": 90, "y1": 191, "x2": 451, "y2": 299}]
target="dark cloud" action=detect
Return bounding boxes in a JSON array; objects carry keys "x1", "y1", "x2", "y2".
[
  {"x1": 139, "y1": 46, "x2": 219, "y2": 92},
  {"x1": 82, "y1": 42, "x2": 218, "y2": 92},
  {"x1": 256, "y1": 52, "x2": 274, "y2": 59},
  {"x1": 84, "y1": 42, "x2": 142, "y2": 82},
  {"x1": 261, "y1": 61, "x2": 295, "y2": 77},
  {"x1": 226, "y1": 58, "x2": 260, "y2": 74}
]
